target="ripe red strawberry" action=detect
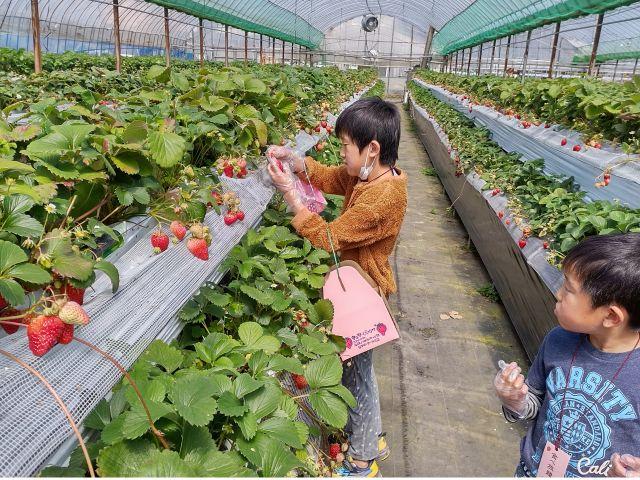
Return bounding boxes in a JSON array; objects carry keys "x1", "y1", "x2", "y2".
[
  {"x1": 170, "y1": 221, "x2": 187, "y2": 241},
  {"x1": 544, "y1": 124, "x2": 551, "y2": 128},
  {"x1": 573, "y1": 145, "x2": 581, "y2": 152},
  {"x1": 223, "y1": 165, "x2": 234, "y2": 177},
  {"x1": 514, "y1": 114, "x2": 521, "y2": 120},
  {"x1": 594, "y1": 143, "x2": 602, "y2": 149},
  {"x1": 59, "y1": 301, "x2": 90, "y2": 326},
  {"x1": 58, "y1": 323, "x2": 74, "y2": 344},
  {"x1": 224, "y1": 212, "x2": 238, "y2": 226},
  {"x1": 321, "y1": 120, "x2": 328, "y2": 128},
  {"x1": 0, "y1": 309, "x2": 21, "y2": 334},
  {"x1": 64, "y1": 284, "x2": 85, "y2": 305},
  {"x1": 235, "y1": 210, "x2": 245, "y2": 221},
  {"x1": 314, "y1": 125, "x2": 321, "y2": 132},
  {"x1": 603, "y1": 173, "x2": 611, "y2": 185},
  {"x1": 238, "y1": 166, "x2": 248, "y2": 178},
  {"x1": 491, "y1": 188, "x2": 501, "y2": 196},
  {"x1": 498, "y1": 211, "x2": 504, "y2": 219},
  {"x1": 561, "y1": 138, "x2": 567, "y2": 146},
  {"x1": 27, "y1": 315, "x2": 64, "y2": 356},
  {"x1": 292, "y1": 373, "x2": 308, "y2": 390},
  {"x1": 329, "y1": 443, "x2": 341, "y2": 460},
  {"x1": 518, "y1": 239, "x2": 527, "y2": 249},
  {"x1": 151, "y1": 231, "x2": 169, "y2": 253},
  {"x1": 0, "y1": 295, "x2": 7, "y2": 311},
  {"x1": 316, "y1": 142, "x2": 324, "y2": 152},
  {"x1": 543, "y1": 241, "x2": 550, "y2": 249},
  {"x1": 326, "y1": 126, "x2": 333, "y2": 134},
  {"x1": 187, "y1": 237, "x2": 209, "y2": 260},
  {"x1": 505, "y1": 219, "x2": 511, "y2": 225}
]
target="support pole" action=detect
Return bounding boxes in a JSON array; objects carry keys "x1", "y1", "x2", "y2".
[
  {"x1": 112, "y1": 0, "x2": 122, "y2": 73},
  {"x1": 588, "y1": 13, "x2": 604, "y2": 76},
  {"x1": 409, "y1": 25, "x2": 414, "y2": 64},
  {"x1": 244, "y1": 30, "x2": 248, "y2": 64},
  {"x1": 281, "y1": 39, "x2": 285, "y2": 65},
  {"x1": 612, "y1": 59, "x2": 619, "y2": 81},
  {"x1": 521, "y1": 29, "x2": 532, "y2": 81},
  {"x1": 461, "y1": 48, "x2": 466, "y2": 75},
  {"x1": 31, "y1": 0, "x2": 41, "y2": 74},
  {"x1": 420, "y1": 25, "x2": 435, "y2": 68},
  {"x1": 503, "y1": 35, "x2": 512, "y2": 76},
  {"x1": 477, "y1": 43, "x2": 483, "y2": 75},
  {"x1": 272, "y1": 37, "x2": 275, "y2": 64},
  {"x1": 455, "y1": 51, "x2": 459, "y2": 73},
  {"x1": 199, "y1": 18, "x2": 204, "y2": 67},
  {"x1": 466, "y1": 46, "x2": 472, "y2": 75},
  {"x1": 163, "y1": 7, "x2": 170, "y2": 67},
  {"x1": 291, "y1": 42, "x2": 294, "y2": 65},
  {"x1": 224, "y1": 25, "x2": 229, "y2": 66},
  {"x1": 548, "y1": 22, "x2": 560, "y2": 78},
  {"x1": 633, "y1": 57, "x2": 639, "y2": 76},
  {"x1": 489, "y1": 39, "x2": 496, "y2": 75},
  {"x1": 259, "y1": 34, "x2": 263, "y2": 64}
]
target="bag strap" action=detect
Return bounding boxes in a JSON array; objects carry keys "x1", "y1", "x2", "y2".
[{"x1": 325, "y1": 226, "x2": 346, "y2": 291}]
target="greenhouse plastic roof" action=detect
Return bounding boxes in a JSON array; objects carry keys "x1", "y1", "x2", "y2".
[
  {"x1": 432, "y1": 0, "x2": 640, "y2": 54},
  {"x1": 1, "y1": 0, "x2": 640, "y2": 56}
]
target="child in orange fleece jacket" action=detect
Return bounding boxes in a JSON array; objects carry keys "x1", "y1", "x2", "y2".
[{"x1": 268, "y1": 97, "x2": 407, "y2": 477}]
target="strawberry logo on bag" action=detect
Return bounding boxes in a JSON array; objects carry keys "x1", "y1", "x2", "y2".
[
  {"x1": 376, "y1": 323, "x2": 387, "y2": 336},
  {"x1": 345, "y1": 337, "x2": 353, "y2": 349}
]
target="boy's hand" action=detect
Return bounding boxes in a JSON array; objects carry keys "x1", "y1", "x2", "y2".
[
  {"x1": 494, "y1": 361, "x2": 528, "y2": 416},
  {"x1": 267, "y1": 145, "x2": 305, "y2": 173},
  {"x1": 608, "y1": 453, "x2": 640, "y2": 477}
]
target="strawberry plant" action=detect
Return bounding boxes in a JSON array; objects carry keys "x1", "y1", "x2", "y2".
[
  {"x1": 415, "y1": 69, "x2": 640, "y2": 152},
  {"x1": 409, "y1": 81, "x2": 640, "y2": 261}
]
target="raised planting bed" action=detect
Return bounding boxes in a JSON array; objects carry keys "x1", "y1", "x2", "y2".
[{"x1": 0, "y1": 79, "x2": 376, "y2": 477}]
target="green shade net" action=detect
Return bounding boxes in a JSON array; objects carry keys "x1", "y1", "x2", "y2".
[
  {"x1": 433, "y1": 0, "x2": 638, "y2": 55},
  {"x1": 147, "y1": 0, "x2": 324, "y2": 48},
  {"x1": 573, "y1": 37, "x2": 640, "y2": 62}
]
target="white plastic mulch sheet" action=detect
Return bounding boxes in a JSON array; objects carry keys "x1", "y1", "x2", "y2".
[
  {"x1": 413, "y1": 79, "x2": 640, "y2": 209},
  {"x1": 409, "y1": 95, "x2": 564, "y2": 296},
  {"x1": 0, "y1": 173, "x2": 274, "y2": 477}
]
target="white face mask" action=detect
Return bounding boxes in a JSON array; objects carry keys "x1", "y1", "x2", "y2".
[{"x1": 359, "y1": 144, "x2": 374, "y2": 181}]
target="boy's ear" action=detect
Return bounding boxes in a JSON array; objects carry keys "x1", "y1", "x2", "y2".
[
  {"x1": 603, "y1": 304, "x2": 629, "y2": 328},
  {"x1": 369, "y1": 140, "x2": 381, "y2": 157}
]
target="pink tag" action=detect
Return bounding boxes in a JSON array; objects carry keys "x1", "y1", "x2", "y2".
[{"x1": 537, "y1": 441, "x2": 570, "y2": 477}]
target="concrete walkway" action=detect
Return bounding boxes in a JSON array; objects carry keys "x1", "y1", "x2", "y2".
[{"x1": 374, "y1": 97, "x2": 529, "y2": 476}]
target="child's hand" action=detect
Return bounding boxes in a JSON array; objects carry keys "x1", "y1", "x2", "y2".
[
  {"x1": 267, "y1": 145, "x2": 305, "y2": 173},
  {"x1": 494, "y1": 361, "x2": 528, "y2": 416},
  {"x1": 608, "y1": 453, "x2": 640, "y2": 477}
]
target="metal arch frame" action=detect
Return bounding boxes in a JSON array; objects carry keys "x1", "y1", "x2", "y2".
[{"x1": 270, "y1": 0, "x2": 477, "y2": 34}]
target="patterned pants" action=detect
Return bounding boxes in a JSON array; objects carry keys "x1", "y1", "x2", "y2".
[{"x1": 342, "y1": 349, "x2": 383, "y2": 461}]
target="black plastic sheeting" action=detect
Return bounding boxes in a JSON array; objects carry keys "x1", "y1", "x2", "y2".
[{"x1": 409, "y1": 98, "x2": 558, "y2": 360}]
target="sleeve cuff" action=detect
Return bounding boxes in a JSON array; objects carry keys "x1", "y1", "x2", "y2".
[{"x1": 291, "y1": 208, "x2": 317, "y2": 232}]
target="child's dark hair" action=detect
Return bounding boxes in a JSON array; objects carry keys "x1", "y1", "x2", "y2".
[
  {"x1": 563, "y1": 233, "x2": 640, "y2": 329},
  {"x1": 335, "y1": 96, "x2": 401, "y2": 167}
]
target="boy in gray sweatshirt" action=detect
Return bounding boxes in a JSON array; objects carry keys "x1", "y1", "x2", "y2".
[{"x1": 495, "y1": 233, "x2": 640, "y2": 477}]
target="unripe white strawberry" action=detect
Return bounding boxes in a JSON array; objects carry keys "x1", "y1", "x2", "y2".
[{"x1": 59, "y1": 301, "x2": 90, "y2": 325}]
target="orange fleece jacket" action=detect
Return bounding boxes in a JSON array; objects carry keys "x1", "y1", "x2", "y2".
[{"x1": 291, "y1": 157, "x2": 408, "y2": 297}]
